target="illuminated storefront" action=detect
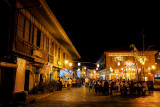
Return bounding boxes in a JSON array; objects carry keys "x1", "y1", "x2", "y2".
[
  {"x1": 60, "y1": 69, "x2": 73, "y2": 81},
  {"x1": 97, "y1": 50, "x2": 158, "y2": 81}
]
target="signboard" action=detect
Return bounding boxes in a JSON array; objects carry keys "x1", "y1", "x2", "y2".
[
  {"x1": 33, "y1": 50, "x2": 42, "y2": 58},
  {"x1": 126, "y1": 62, "x2": 135, "y2": 67},
  {"x1": 115, "y1": 69, "x2": 119, "y2": 73}
]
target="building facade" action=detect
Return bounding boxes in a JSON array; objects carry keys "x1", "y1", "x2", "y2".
[
  {"x1": 97, "y1": 50, "x2": 157, "y2": 81},
  {"x1": 0, "y1": 0, "x2": 80, "y2": 99}
]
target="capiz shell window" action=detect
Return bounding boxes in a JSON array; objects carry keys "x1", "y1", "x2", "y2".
[
  {"x1": 117, "y1": 61, "x2": 120, "y2": 66},
  {"x1": 115, "y1": 56, "x2": 123, "y2": 61}
]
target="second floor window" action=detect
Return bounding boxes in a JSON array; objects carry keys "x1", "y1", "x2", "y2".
[
  {"x1": 37, "y1": 29, "x2": 41, "y2": 47},
  {"x1": 58, "y1": 48, "x2": 60, "y2": 59}
]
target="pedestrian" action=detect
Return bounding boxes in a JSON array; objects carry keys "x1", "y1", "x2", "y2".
[
  {"x1": 116, "y1": 79, "x2": 120, "y2": 94},
  {"x1": 85, "y1": 77, "x2": 89, "y2": 87},
  {"x1": 142, "y1": 82, "x2": 148, "y2": 96},
  {"x1": 148, "y1": 82, "x2": 152, "y2": 95},
  {"x1": 94, "y1": 81, "x2": 99, "y2": 95},
  {"x1": 137, "y1": 81, "x2": 142, "y2": 96},
  {"x1": 67, "y1": 78, "x2": 72, "y2": 89},
  {"x1": 59, "y1": 79, "x2": 62, "y2": 91},
  {"x1": 60, "y1": 77, "x2": 64, "y2": 87},
  {"x1": 89, "y1": 80, "x2": 92, "y2": 92},
  {"x1": 64, "y1": 81, "x2": 67, "y2": 88},
  {"x1": 104, "y1": 80, "x2": 109, "y2": 95},
  {"x1": 110, "y1": 80, "x2": 115, "y2": 95},
  {"x1": 67, "y1": 78, "x2": 70, "y2": 89},
  {"x1": 130, "y1": 81, "x2": 134, "y2": 96}
]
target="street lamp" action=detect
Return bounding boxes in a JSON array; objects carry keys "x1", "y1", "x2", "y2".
[
  {"x1": 65, "y1": 60, "x2": 68, "y2": 64},
  {"x1": 152, "y1": 65, "x2": 155, "y2": 69},
  {"x1": 96, "y1": 68, "x2": 98, "y2": 70},
  {"x1": 69, "y1": 63, "x2": 72, "y2": 67},
  {"x1": 97, "y1": 64, "x2": 100, "y2": 68},
  {"x1": 78, "y1": 62, "x2": 81, "y2": 66}
]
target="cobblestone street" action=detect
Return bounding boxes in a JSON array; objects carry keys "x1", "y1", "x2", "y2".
[{"x1": 26, "y1": 86, "x2": 160, "y2": 107}]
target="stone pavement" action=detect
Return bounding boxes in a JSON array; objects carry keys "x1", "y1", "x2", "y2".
[
  {"x1": 1, "y1": 85, "x2": 160, "y2": 107},
  {"x1": 26, "y1": 88, "x2": 68, "y2": 104},
  {"x1": 0, "y1": 88, "x2": 67, "y2": 107},
  {"x1": 26, "y1": 85, "x2": 160, "y2": 107}
]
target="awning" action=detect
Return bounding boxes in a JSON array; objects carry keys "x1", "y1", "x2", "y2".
[
  {"x1": 98, "y1": 69, "x2": 110, "y2": 75},
  {"x1": 61, "y1": 70, "x2": 70, "y2": 77}
]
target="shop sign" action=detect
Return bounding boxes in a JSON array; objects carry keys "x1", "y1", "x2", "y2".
[
  {"x1": 33, "y1": 50, "x2": 42, "y2": 58},
  {"x1": 127, "y1": 62, "x2": 135, "y2": 67}
]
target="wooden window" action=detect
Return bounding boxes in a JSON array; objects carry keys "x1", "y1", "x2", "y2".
[
  {"x1": 43, "y1": 36, "x2": 46, "y2": 51},
  {"x1": 24, "y1": 19, "x2": 30, "y2": 42},
  {"x1": 55, "y1": 45, "x2": 57, "y2": 57},
  {"x1": 50, "y1": 41, "x2": 54, "y2": 55},
  {"x1": 17, "y1": 13, "x2": 25, "y2": 39},
  {"x1": 63, "y1": 53, "x2": 65, "y2": 60},
  {"x1": 37, "y1": 29, "x2": 41, "y2": 47},
  {"x1": 29, "y1": 23, "x2": 31, "y2": 43},
  {"x1": 58, "y1": 48, "x2": 60, "y2": 59},
  {"x1": 32, "y1": 26, "x2": 34, "y2": 44},
  {"x1": 46, "y1": 38, "x2": 49, "y2": 52}
]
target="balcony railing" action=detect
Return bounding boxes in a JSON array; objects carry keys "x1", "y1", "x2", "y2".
[{"x1": 14, "y1": 37, "x2": 53, "y2": 63}]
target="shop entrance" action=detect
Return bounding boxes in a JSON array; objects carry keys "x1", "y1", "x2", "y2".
[{"x1": 24, "y1": 70, "x2": 30, "y2": 92}]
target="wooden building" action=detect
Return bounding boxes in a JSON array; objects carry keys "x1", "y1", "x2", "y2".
[{"x1": 0, "y1": 0, "x2": 80, "y2": 99}]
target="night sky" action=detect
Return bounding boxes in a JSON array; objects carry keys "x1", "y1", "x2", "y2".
[{"x1": 46, "y1": 0, "x2": 160, "y2": 63}]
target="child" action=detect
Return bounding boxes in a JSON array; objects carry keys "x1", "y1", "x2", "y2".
[{"x1": 64, "y1": 81, "x2": 67, "y2": 88}]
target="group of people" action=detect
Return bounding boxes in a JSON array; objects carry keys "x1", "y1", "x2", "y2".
[
  {"x1": 87, "y1": 79, "x2": 152, "y2": 96},
  {"x1": 87, "y1": 80, "x2": 110, "y2": 95},
  {"x1": 57, "y1": 77, "x2": 80, "y2": 90},
  {"x1": 120, "y1": 80, "x2": 151, "y2": 96}
]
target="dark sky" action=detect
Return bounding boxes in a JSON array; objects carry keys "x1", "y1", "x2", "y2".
[{"x1": 46, "y1": 0, "x2": 160, "y2": 63}]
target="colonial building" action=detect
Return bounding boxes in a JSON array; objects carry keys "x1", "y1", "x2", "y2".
[
  {"x1": 97, "y1": 49, "x2": 157, "y2": 81},
  {"x1": 0, "y1": 0, "x2": 80, "y2": 99}
]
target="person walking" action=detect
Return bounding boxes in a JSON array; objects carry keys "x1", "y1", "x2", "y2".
[
  {"x1": 110, "y1": 80, "x2": 114, "y2": 95},
  {"x1": 94, "y1": 81, "x2": 99, "y2": 95},
  {"x1": 142, "y1": 82, "x2": 148, "y2": 96},
  {"x1": 137, "y1": 81, "x2": 142, "y2": 96},
  {"x1": 89, "y1": 80, "x2": 93, "y2": 92},
  {"x1": 130, "y1": 81, "x2": 134, "y2": 96},
  {"x1": 116, "y1": 79, "x2": 120, "y2": 94},
  {"x1": 60, "y1": 77, "x2": 64, "y2": 87},
  {"x1": 67, "y1": 78, "x2": 69, "y2": 90},
  {"x1": 104, "y1": 80, "x2": 109, "y2": 95},
  {"x1": 68, "y1": 78, "x2": 72, "y2": 89}
]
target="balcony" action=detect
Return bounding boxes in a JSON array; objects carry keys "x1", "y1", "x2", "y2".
[{"x1": 14, "y1": 37, "x2": 52, "y2": 64}]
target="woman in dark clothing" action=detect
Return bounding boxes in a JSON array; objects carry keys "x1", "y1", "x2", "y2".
[
  {"x1": 110, "y1": 81, "x2": 114, "y2": 95},
  {"x1": 98, "y1": 81, "x2": 102, "y2": 95},
  {"x1": 104, "y1": 81, "x2": 109, "y2": 95},
  {"x1": 130, "y1": 81, "x2": 134, "y2": 96},
  {"x1": 94, "y1": 81, "x2": 99, "y2": 95}
]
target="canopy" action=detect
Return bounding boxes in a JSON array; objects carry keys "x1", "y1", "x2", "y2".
[{"x1": 61, "y1": 70, "x2": 70, "y2": 77}]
